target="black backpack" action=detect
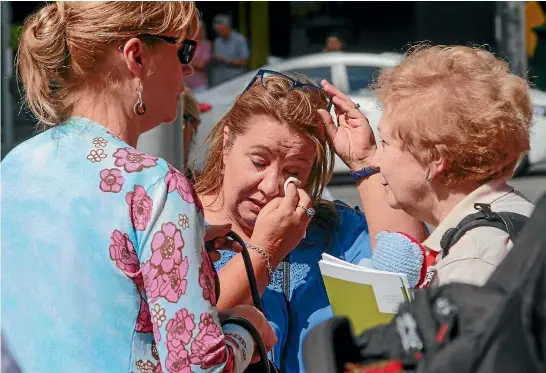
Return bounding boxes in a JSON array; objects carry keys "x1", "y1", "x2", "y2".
[
  {"x1": 439, "y1": 202, "x2": 529, "y2": 258},
  {"x1": 303, "y1": 193, "x2": 545, "y2": 373}
]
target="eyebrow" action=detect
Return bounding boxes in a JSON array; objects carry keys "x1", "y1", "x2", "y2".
[{"x1": 250, "y1": 145, "x2": 312, "y2": 165}]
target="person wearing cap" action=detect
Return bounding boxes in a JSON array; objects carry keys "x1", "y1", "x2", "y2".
[{"x1": 211, "y1": 14, "x2": 250, "y2": 85}]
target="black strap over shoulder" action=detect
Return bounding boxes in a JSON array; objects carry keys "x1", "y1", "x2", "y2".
[{"x1": 440, "y1": 203, "x2": 528, "y2": 258}]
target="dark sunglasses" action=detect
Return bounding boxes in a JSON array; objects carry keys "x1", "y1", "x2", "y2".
[
  {"x1": 243, "y1": 69, "x2": 333, "y2": 111},
  {"x1": 183, "y1": 113, "x2": 198, "y2": 123},
  {"x1": 119, "y1": 34, "x2": 197, "y2": 65}
]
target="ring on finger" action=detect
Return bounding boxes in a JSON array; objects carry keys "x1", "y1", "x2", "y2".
[
  {"x1": 354, "y1": 103, "x2": 361, "y2": 110},
  {"x1": 298, "y1": 205, "x2": 315, "y2": 218}
]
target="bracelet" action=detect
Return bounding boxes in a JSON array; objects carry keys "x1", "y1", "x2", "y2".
[{"x1": 247, "y1": 243, "x2": 274, "y2": 282}]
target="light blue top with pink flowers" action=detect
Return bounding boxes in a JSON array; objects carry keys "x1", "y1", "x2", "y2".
[{"x1": 1, "y1": 116, "x2": 254, "y2": 373}]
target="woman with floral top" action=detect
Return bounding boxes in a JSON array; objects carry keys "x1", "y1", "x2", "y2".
[{"x1": 0, "y1": 2, "x2": 304, "y2": 372}]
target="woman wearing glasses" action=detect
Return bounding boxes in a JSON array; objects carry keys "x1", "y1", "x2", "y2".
[
  {"x1": 194, "y1": 70, "x2": 427, "y2": 372},
  {"x1": 1, "y1": 2, "x2": 276, "y2": 373}
]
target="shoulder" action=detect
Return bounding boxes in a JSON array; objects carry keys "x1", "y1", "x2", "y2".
[
  {"x1": 332, "y1": 200, "x2": 368, "y2": 230},
  {"x1": 327, "y1": 200, "x2": 371, "y2": 261},
  {"x1": 232, "y1": 31, "x2": 247, "y2": 42}
]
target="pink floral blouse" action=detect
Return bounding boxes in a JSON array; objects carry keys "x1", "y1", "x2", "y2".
[{"x1": 1, "y1": 116, "x2": 254, "y2": 373}]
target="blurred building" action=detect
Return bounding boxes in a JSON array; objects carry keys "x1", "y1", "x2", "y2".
[{"x1": 3, "y1": 1, "x2": 545, "y2": 158}]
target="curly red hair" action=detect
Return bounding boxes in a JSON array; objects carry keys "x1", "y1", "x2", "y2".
[{"x1": 372, "y1": 44, "x2": 533, "y2": 185}]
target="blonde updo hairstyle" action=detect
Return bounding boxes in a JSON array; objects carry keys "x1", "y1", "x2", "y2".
[
  {"x1": 372, "y1": 44, "x2": 533, "y2": 185},
  {"x1": 17, "y1": 1, "x2": 199, "y2": 130}
]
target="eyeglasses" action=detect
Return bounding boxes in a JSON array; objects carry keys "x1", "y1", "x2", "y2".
[
  {"x1": 119, "y1": 34, "x2": 197, "y2": 65},
  {"x1": 243, "y1": 69, "x2": 333, "y2": 111},
  {"x1": 183, "y1": 113, "x2": 198, "y2": 123}
]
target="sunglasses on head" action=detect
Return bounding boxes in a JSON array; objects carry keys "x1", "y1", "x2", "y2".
[
  {"x1": 243, "y1": 69, "x2": 333, "y2": 111},
  {"x1": 119, "y1": 34, "x2": 197, "y2": 65}
]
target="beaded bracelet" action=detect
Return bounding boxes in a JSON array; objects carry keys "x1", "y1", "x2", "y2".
[{"x1": 247, "y1": 243, "x2": 274, "y2": 282}]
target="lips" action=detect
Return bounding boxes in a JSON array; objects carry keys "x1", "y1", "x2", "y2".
[{"x1": 247, "y1": 198, "x2": 265, "y2": 210}]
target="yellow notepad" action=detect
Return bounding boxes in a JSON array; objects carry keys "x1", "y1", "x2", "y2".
[{"x1": 319, "y1": 253, "x2": 412, "y2": 335}]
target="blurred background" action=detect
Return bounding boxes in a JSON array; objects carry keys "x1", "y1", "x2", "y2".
[{"x1": 2, "y1": 1, "x2": 546, "y2": 206}]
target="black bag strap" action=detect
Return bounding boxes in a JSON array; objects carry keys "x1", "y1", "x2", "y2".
[
  {"x1": 209, "y1": 231, "x2": 277, "y2": 373},
  {"x1": 440, "y1": 203, "x2": 528, "y2": 258}
]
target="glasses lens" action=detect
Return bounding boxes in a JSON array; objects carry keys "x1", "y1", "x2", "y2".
[
  {"x1": 179, "y1": 40, "x2": 196, "y2": 64},
  {"x1": 260, "y1": 71, "x2": 294, "y2": 94},
  {"x1": 247, "y1": 71, "x2": 332, "y2": 111}
]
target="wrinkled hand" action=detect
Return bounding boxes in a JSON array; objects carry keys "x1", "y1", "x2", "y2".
[
  {"x1": 204, "y1": 224, "x2": 243, "y2": 262},
  {"x1": 250, "y1": 183, "x2": 312, "y2": 263},
  {"x1": 223, "y1": 304, "x2": 277, "y2": 363},
  {"x1": 318, "y1": 80, "x2": 377, "y2": 170}
]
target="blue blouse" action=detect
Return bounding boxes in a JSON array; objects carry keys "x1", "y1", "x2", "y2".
[
  {"x1": 215, "y1": 203, "x2": 372, "y2": 373},
  {"x1": 1, "y1": 117, "x2": 255, "y2": 373}
]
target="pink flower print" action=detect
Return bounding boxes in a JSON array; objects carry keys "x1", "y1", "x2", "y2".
[
  {"x1": 166, "y1": 309, "x2": 196, "y2": 349},
  {"x1": 153, "y1": 321, "x2": 162, "y2": 343},
  {"x1": 190, "y1": 313, "x2": 226, "y2": 369},
  {"x1": 133, "y1": 274, "x2": 144, "y2": 294},
  {"x1": 135, "y1": 298, "x2": 153, "y2": 333},
  {"x1": 99, "y1": 168, "x2": 125, "y2": 193},
  {"x1": 164, "y1": 164, "x2": 203, "y2": 211},
  {"x1": 199, "y1": 249, "x2": 217, "y2": 306},
  {"x1": 151, "y1": 223, "x2": 184, "y2": 273},
  {"x1": 126, "y1": 185, "x2": 153, "y2": 231},
  {"x1": 166, "y1": 345, "x2": 193, "y2": 373},
  {"x1": 109, "y1": 230, "x2": 140, "y2": 276},
  {"x1": 113, "y1": 147, "x2": 158, "y2": 173},
  {"x1": 142, "y1": 259, "x2": 189, "y2": 303}
]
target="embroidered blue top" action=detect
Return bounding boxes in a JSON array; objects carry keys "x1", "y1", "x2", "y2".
[
  {"x1": 215, "y1": 203, "x2": 372, "y2": 373},
  {"x1": 1, "y1": 117, "x2": 255, "y2": 373}
]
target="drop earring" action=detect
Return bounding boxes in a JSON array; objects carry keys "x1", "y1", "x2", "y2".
[
  {"x1": 425, "y1": 169, "x2": 431, "y2": 181},
  {"x1": 134, "y1": 80, "x2": 146, "y2": 115}
]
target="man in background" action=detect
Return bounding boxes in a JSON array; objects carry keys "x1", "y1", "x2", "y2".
[
  {"x1": 323, "y1": 34, "x2": 344, "y2": 52},
  {"x1": 211, "y1": 14, "x2": 250, "y2": 85}
]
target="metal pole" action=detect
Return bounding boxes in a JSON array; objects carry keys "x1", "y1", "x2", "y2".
[
  {"x1": 1, "y1": 1, "x2": 15, "y2": 158},
  {"x1": 495, "y1": 1, "x2": 528, "y2": 77}
]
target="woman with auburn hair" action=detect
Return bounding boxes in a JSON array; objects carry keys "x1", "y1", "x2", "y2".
[
  {"x1": 194, "y1": 70, "x2": 428, "y2": 372},
  {"x1": 1, "y1": 2, "x2": 276, "y2": 372},
  {"x1": 325, "y1": 44, "x2": 534, "y2": 287}
]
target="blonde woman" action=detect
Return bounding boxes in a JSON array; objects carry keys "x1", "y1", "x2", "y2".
[{"x1": 1, "y1": 2, "x2": 276, "y2": 372}]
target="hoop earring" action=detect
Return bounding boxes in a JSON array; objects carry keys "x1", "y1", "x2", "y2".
[{"x1": 134, "y1": 80, "x2": 146, "y2": 115}]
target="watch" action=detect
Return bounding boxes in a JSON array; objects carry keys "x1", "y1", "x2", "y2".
[{"x1": 349, "y1": 166, "x2": 379, "y2": 182}]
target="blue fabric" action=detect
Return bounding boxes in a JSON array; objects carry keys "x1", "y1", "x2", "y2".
[
  {"x1": 359, "y1": 232, "x2": 425, "y2": 288},
  {"x1": 214, "y1": 202, "x2": 372, "y2": 373},
  {"x1": 1, "y1": 117, "x2": 254, "y2": 373},
  {"x1": 212, "y1": 31, "x2": 250, "y2": 84}
]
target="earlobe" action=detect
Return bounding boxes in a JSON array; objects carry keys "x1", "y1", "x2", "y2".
[
  {"x1": 222, "y1": 125, "x2": 230, "y2": 150},
  {"x1": 427, "y1": 158, "x2": 447, "y2": 181}
]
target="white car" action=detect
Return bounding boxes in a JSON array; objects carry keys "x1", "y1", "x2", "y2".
[{"x1": 192, "y1": 52, "x2": 546, "y2": 179}]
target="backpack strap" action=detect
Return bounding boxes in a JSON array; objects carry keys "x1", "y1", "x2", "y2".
[{"x1": 440, "y1": 203, "x2": 528, "y2": 258}]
